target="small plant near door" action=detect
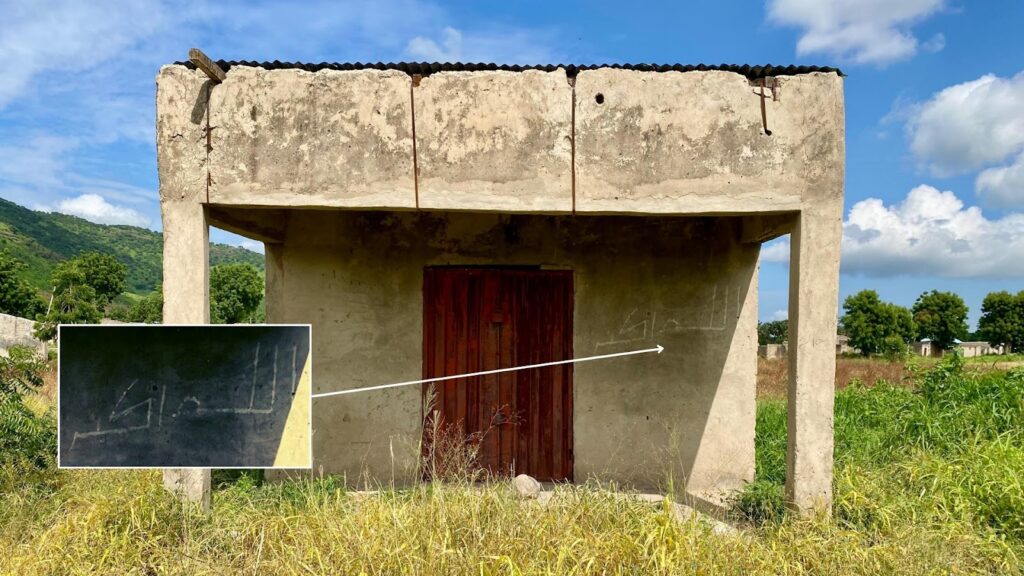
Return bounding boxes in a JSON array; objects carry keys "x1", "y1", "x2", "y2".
[{"x1": 420, "y1": 384, "x2": 519, "y2": 483}]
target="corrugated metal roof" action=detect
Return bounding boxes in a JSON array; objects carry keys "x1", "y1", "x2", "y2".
[{"x1": 173, "y1": 60, "x2": 842, "y2": 79}]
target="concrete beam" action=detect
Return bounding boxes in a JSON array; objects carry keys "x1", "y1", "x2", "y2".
[
  {"x1": 206, "y1": 206, "x2": 288, "y2": 244},
  {"x1": 785, "y1": 203, "x2": 842, "y2": 515},
  {"x1": 740, "y1": 213, "x2": 795, "y2": 244},
  {"x1": 208, "y1": 67, "x2": 415, "y2": 208},
  {"x1": 574, "y1": 70, "x2": 843, "y2": 214},
  {"x1": 414, "y1": 70, "x2": 573, "y2": 212}
]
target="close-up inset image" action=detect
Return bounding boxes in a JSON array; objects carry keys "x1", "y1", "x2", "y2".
[{"x1": 58, "y1": 325, "x2": 311, "y2": 468}]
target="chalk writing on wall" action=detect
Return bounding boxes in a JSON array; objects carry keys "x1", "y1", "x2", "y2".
[{"x1": 595, "y1": 284, "x2": 743, "y2": 351}]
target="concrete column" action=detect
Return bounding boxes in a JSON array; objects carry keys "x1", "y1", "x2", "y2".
[
  {"x1": 786, "y1": 204, "x2": 842, "y2": 515},
  {"x1": 161, "y1": 201, "x2": 211, "y2": 509}
]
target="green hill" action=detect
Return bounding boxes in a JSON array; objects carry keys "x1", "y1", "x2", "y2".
[{"x1": 0, "y1": 197, "x2": 263, "y2": 296}]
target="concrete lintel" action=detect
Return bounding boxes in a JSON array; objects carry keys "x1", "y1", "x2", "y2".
[
  {"x1": 740, "y1": 213, "x2": 796, "y2": 244},
  {"x1": 206, "y1": 205, "x2": 288, "y2": 244}
]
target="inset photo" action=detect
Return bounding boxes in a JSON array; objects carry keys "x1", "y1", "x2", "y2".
[{"x1": 58, "y1": 324, "x2": 311, "y2": 468}]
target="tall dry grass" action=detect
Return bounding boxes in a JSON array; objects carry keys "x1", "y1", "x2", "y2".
[
  {"x1": 1, "y1": 468, "x2": 1018, "y2": 575},
  {"x1": 758, "y1": 356, "x2": 914, "y2": 398},
  {"x1": 2, "y1": 356, "x2": 1022, "y2": 574}
]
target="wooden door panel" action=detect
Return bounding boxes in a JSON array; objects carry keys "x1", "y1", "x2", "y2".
[{"x1": 422, "y1": 268, "x2": 573, "y2": 481}]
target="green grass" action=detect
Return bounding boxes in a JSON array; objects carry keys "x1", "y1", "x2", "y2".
[
  {"x1": 1, "y1": 354, "x2": 1022, "y2": 574},
  {"x1": 738, "y1": 354, "x2": 1024, "y2": 548}
]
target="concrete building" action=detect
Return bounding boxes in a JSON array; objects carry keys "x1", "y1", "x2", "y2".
[
  {"x1": 835, "y1": 334, "x2": 854, "y2": 355},
  {"x1": 912, "y1": 338, "x2": 938, "y2": 357},
  {"x1": 758, "y1": 343, "x2": 787, "y2": 360},
  {"x1": 0, "y1": 312, "x2": 46, "y2": 357},
  {"x1": 956, "y1": 341, "x2": 1005, "y2": 358},
  {"x1": 158, "y1": 56, "x2": 845, "y2": 515}
]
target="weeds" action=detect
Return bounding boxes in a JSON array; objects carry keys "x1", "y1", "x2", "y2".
[
  {"x1": 741, "y1": 352, "x2": 1024, "y2": 570},
  {"x1": 2, "y1": 353, "x2": 1023, "y2": 574}
]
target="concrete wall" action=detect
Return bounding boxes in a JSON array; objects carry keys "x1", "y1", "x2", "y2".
[
  {"x1": 153, "y1": 64, "x2": 844, "y2": 216},
  {"x1": 260, "y1": 209, "x2": 758, "y2": 499},
  {"x1": 0, "y1": 313, "x2": 45, "y2": 356}
]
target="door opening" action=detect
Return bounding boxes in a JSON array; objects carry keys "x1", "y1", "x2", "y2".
[{"x1": 422, "y1": 267, "x2": 573, "y2": 482}]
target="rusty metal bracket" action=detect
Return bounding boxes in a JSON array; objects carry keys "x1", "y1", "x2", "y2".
[{"x1": 753, "y1": 77, "x2": 773, "y2": 136}]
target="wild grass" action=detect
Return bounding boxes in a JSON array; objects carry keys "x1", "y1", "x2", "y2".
[
  {"x1": 1, "y1": 354, "x2": 1022, "y2": 574},
  {"x1": 739, "y1": 354, "x2": 1024, "y2": 569}
]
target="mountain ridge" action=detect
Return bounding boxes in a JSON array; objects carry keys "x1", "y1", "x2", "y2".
[{"x1": 0, "y1": 197, "x2": 263, "y2": 295}]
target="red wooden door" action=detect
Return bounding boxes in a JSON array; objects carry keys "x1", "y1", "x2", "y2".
[{"x1": 423, "y1": 268, "x2": 573, "y2": 481}]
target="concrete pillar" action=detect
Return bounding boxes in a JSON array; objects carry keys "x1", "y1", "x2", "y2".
[
  {"x1": 785, "y1": 204, "x2": 842, "y2": 515},
  {"x1": 161, "y1": 201, "x2": 211, "y2": 509}
]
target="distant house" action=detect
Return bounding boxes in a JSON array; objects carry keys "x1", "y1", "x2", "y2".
[
  {"x1": 912, "y1": 338, "x2": 938, "y2": 357},
  {"x1": 955, "y1": 340, "x2": 1005, "y2": 358},
  {"x1": 758, "y1": 343, "x2": 787, "y2": 359},
  {"x1": 836, "y1": 334, "x2": 855, "y2": 355},
  {"x1": 912, "y1": 338, "x2": 1006, "y2": 358}
]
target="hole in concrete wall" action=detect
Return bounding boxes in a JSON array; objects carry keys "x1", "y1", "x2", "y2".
[{"x1": 595, "y1": 93, "x2": 604, "y2": 104}]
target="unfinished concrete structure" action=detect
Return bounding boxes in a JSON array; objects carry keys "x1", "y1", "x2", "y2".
[{"x1": 158, "y1": 56, "x2": 844, "y2": 514}]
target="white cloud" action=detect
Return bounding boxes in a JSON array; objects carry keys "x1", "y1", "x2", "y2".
[
  {"x1": 0, "y1": 0, "x2": 565, "y2": 233},
  {"x1": 771, "y1": 309, "x2": 788, "y2": 321},
  {"x1": 976, "y1": 153, "x2": 1024, "y2": 209},
  {"x1": 240, "y1": 240, "x2": 265, "y2": 254},
  {"x1": 760, "y1": 237, "x2": 791, "y2": 263},
  {"x1": 40, "y1": 194, "x2": 150, "y2": 227},
  {"x1": 405, "y1": 26, "x2": 559, "y2": 64},
  {"x1": 766, "y1": 0, "x2": 944, "y2": 65},
  {"x1": 906, "y1": 72, "x2": 1024, "y2": 176},
  {"x1": 842, "y1": 185, "x2": 1024, "y2": 278},
  {"x1": 407, "y1": 27, "x2": 464, "y2": 61},
  {"x1": 0, "y1": 0, "x2": 164, "y2": 109},
  {"x1": 921, "y1": 32, "x2": 945, "y2": 53},
  {"x1": 0, "y1": 135, "x2": 79, "y2": 189}
]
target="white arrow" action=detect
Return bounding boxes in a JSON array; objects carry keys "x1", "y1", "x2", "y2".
[{"x1": 312, "y1": 344, "x2": 665, "y2": 398}]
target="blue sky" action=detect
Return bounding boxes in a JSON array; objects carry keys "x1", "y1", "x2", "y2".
[{"x1": 1, "y1": 0, "x2": 1022, "y2": 328}]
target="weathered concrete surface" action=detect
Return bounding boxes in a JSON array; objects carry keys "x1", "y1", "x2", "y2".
[
  {"x1": 254, "y1": 209, "x2": 757, "y2": 496},
  {"x1": 415, "y1": 70, "x2": 573, "y2": 212},
  {"x1": 574, "y1": 70, "x2": 843, "y2": 214},
  {"x1": 162, "y1": 468, "x2": 211, "y2": 510},
  {"x1": 208, "y1": 66, "x2": 415, "y2": 208},
  {"x1": 156, "y1": 65, "x2": 209, "y2": 203},
  {"x1": 160, "y1": 191, "x2": 211, "y2": 507},
  {"x1": 0, "y1": 313, "x2": 45, "y2": 356},
  {"x1": 787, "y1": 202, "x2": 843, "y2": 515}
]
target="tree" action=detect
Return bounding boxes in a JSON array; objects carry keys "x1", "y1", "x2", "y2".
[
  {"x1": 125, "y1": 287, "x2": 163, "y2": 324},
  {"x1": 912, "y1": 290, "x2": 969, "y2": 350},
  {"x1": 977, "y1": 290, "x2": 1024, "y2": 351},
  {"x1": 840, "y1": 290, "x2": 915, "y2": 356},
  {"x1": 757, "y1": 319, "x2": 788, "y2": 345},
  {"x1": 210, "y1": 264, "x2": 263, "y2": 324},
  {"x1": 0, "y1": 251, "x2": 43, "y2": 318},
  {"x1": 64, "y1": 252, "x2": 127, "y2": 307},
  {"x1": 33, "y1": 263, "x2": 103, "y2": 341}
]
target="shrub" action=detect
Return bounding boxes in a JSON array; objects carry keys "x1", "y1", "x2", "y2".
[{"x1": 0, "y1": 347, "x2": 55, "y2": 469}]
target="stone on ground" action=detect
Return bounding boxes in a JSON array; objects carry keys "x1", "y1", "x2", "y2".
[{"x1": 512, "y1": 474, "x2": 541, "y2": 499}]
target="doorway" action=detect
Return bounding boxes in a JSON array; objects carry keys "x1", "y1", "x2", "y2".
[{"x1": 422, "y1": 267, "x2": 574, "y2": 481}]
